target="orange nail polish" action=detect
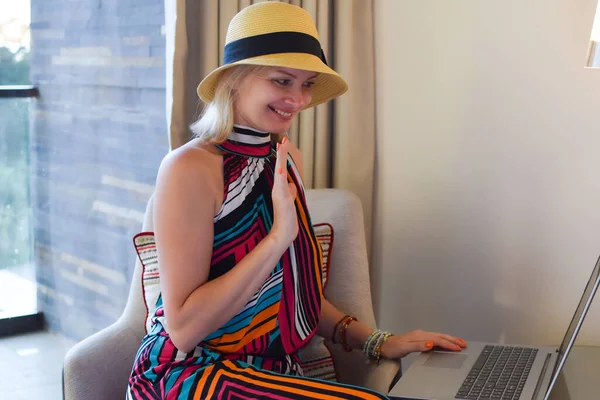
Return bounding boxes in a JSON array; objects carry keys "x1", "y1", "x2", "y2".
[
  {"x1": 278, "y1": 167, "x2": 283, "y2": 174},
  {"x1": 282, "y1": 137, "x2": 288, "y2": 144},
  {"x1": 426, "y1": 341, "x2": 434, "y2": 349}
]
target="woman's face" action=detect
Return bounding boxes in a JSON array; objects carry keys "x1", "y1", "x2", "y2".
[{"x1": 233, "y1": 67, "x2": 316, "y2": 133}]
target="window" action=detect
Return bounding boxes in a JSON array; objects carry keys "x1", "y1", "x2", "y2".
[{"x1": 0, "y1": 1, "x2": 40, "y2": 331}]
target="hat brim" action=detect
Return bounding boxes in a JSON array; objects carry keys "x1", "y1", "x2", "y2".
[{"x1": 197, "y1": 53, "x2": 348, "y2": 109}]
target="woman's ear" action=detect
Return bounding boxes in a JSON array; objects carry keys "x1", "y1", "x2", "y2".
[{"x1": 229, "y1": 80, "x2": 241, "y2": 98}]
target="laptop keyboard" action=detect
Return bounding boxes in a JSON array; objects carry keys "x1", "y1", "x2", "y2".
[{"x1": 455, "y1": 345, "x2": 538, "y2": 400}]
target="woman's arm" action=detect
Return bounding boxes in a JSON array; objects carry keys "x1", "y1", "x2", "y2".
[
  {"x1": 316, "y1": 298, "x2": 372, "y2": 348},
  {"x1": 317, "y1": 297, "x2": 467, "y2": 359},
  {"x1": 155, "y1": 141, "x2": 297, "y2": 353}
]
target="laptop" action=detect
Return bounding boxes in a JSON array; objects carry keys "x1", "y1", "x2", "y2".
[{"x1": 389, "y1": 254, "x2": 600, "y2": 400}]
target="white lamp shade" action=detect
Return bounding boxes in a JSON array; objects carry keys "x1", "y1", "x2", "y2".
[
  {"x1": 592, "y1": 1, "x2": 600, "y2": 42},
  {"x1": 587, "y1": 2, "x2": 600, "y2": 67}
]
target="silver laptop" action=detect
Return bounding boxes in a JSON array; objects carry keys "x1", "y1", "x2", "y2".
[{"x1": 389, "y1": 254, "x2": 600, "y2": 400}]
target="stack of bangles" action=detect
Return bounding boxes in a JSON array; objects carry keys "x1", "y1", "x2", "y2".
[
  {"x1": 332, "y1": 315, "x2": 393, "y2": 364},
  {"x1": 363, "y1": 329, "x2": 393, "y2": 364}
]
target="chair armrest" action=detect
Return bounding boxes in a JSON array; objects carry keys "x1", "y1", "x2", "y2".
[
  {"x1": 365, "y1": 359, "x2": 402, "y2": 395},
  {"x1": 63, "y1": 317, "x2": 142, "y2": 400},
  {"x1": 325, "y1": 337, "x2": 402, "y2": 395}
]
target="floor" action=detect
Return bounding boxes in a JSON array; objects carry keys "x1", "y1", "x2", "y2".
[
  {"x1": 0, "y1": 264, "x2": 36, "y2": 319},
  {"x1": 0, "y1": 330, "x2": 75, "y2": 399},
  {"x1": 1, "y1": 264, "x2": 74, "y2": 399}
]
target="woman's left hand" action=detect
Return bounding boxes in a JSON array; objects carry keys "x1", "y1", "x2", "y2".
[{"x1": 380, "y1": 330, "x2": 468, "y2": 359}]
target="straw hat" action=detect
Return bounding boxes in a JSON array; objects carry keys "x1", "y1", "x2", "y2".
[{"x1": 196, "y1": 2, "x2": 348, "y2": 109}]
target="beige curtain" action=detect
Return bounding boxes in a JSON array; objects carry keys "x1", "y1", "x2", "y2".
[{"x1": 165, "y1": 0, "x2": 375, "y2": 251}]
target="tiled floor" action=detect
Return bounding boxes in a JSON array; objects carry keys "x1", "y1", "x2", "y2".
[{"x1": 0, "y1": 330, "x2": 75, "y2": 400}]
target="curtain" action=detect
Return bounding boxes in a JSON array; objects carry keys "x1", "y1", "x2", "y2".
[{"x1": 165, "y1": 0, "x2": 376, "y2": 252}]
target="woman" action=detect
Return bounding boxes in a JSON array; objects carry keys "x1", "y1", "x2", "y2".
[{"x1": 127, "y1": 2, "x2": 466, "y2": 399}]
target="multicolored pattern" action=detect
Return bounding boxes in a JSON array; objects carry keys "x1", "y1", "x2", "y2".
[
  {"x1": 127, "y1": 126, "x2": 388, "y2": 399},
  {"x1": 312, "y1": 223, "x2": 333, "y2": 288},
  {"x1": 297, "y1": 223, "x2": 337, "y2": 382},
  {"x1": 133, "y1": 224, "x2": 336, "y2": 382},
  {"x1": 133, "y1": 233, "x2": 160, "y2": 334}
]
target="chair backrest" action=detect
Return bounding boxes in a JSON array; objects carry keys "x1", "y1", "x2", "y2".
[
  {"x1": 121, "y1": 188, "x2": 379, "y2": 386},
  {"x1": 119, "y1": 194, "x2": 154, "y2": 340}
]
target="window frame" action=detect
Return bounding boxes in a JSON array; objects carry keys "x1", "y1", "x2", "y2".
[{"x1": 0, "y1": 84, "x2": 44, "y2": 337}]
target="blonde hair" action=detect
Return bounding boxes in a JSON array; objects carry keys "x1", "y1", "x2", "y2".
[{"x1": 191, "y1": 64, "x2": 270, "y2": 144}]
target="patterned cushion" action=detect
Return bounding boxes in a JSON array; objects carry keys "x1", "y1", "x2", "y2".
[
  {"x1": 132, "y1": 223, "x2": 337, "y2": 381},
  {"x1": 133, "y1": 232, "x2": 160, "y2": 334}
]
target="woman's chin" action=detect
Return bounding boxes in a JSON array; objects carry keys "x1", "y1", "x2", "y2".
[
  {"x1": 240, "y1": 114, "x2": 293, "y2": 134},
  {"x1": 263, "y1": 121, "x2": 293, "y2": 134}
]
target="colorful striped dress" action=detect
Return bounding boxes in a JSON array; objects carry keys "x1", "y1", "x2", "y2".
[{"x1": 127, "y1": 126, "x2": 388, "y2": 399}]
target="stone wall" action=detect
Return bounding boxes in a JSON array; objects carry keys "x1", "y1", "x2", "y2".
[{"x1": 29, "y1": 0, "x2": 166, "y2": 340}]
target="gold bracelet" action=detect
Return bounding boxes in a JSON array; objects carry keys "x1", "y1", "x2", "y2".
[
  {"x1": 375, "y1": 332, "x2": 392, "y2": 364},
  {"x1": 339, "y1": 316, "x2": 357, "y2": 352}
]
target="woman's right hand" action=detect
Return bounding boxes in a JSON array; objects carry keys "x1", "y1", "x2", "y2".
[{"x1": 269, "y1": 137, "x2": 299, "y2": 249}]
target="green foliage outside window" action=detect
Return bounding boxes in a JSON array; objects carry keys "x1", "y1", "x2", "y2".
[
  {"x1": 0, "y1": 45, "x2": 32, "y2": 269},
  {"x1": 0, "y1": 47, "x2": 30, "y2": 85}
]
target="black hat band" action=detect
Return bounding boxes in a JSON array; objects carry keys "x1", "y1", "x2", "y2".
[{"x1": 223, "y1": 31, "x2": 328, "y2": 66}]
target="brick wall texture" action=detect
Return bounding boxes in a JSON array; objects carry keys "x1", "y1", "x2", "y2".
[{"x1": 30, "y1": 0, "x2": 167, "y2": 340}]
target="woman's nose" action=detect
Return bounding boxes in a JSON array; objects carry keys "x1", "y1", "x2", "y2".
[{"x1": 283, "y1": 87, "x2": 308, "y2": 109}]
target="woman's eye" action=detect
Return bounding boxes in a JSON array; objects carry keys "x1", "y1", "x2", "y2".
[
  {"x1": 303, "y1": 81, "x2": 315, "y2": 88},
  {"x1": 274, "y1": 79, "x2": 291, "y2": 86}
]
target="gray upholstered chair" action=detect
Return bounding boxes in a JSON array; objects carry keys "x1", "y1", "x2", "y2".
[{"x1": 63, "y1": 188, "x2": 401, "y2": 399}]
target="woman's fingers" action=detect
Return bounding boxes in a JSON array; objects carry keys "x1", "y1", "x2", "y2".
[
  {"x1": 382, "y1": 332, "x2": 465, "y2": 359},
  {"x1": 427, "y1": 332, "x2": 468, "y2": 348},
  {"x1": 432, "y1": 338, "x2": 463, "y2": 351},
  {"x1": 395, "y1": 340, "x2": 435, "y2": 358},
  {"x1": 270, "y1": 137, "x2": 299, "y2": 246},
  {"x1": 287, "y1": 182, "x2": 297, "y2": 199},
  {"x1": 275, "y1": 137, "x2": 289, "y2": 188},
  {"x1": 404, "y1": 330, "x2": 466, "y2": 351}
]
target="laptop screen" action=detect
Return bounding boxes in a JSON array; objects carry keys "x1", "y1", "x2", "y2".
[{"x1": 544, "y1": 254, "x2": 600, "y2": 398}]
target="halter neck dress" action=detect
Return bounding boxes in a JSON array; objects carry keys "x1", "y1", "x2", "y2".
[{"x1": 127, "y1": 126, "x2": 388, "y2": 399}]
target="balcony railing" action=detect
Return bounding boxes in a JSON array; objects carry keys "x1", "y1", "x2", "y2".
[{"x1": 0, "y1": 85, "x2": 39, "y2": 98}]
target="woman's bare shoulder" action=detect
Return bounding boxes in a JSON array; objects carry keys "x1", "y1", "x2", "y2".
[
  {"x1": 156, "y1": 138, "x2": 223, "y2": 197},
  {"x1": 161, "y1": 139, "x2": 222, "y2": 170}
]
